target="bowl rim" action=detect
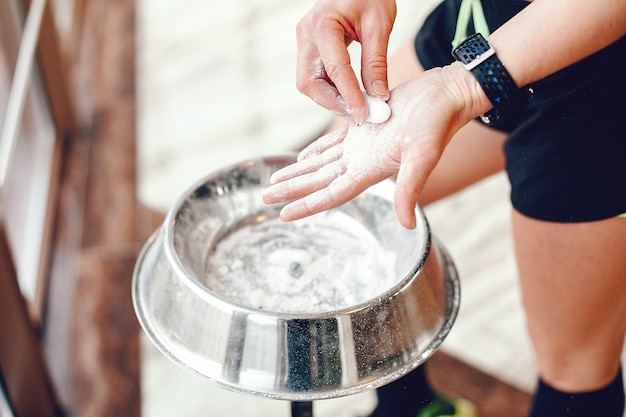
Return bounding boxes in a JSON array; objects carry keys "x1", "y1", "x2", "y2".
[{"x1": 131, "y1": 229, "x2": 460, "y2": 401}]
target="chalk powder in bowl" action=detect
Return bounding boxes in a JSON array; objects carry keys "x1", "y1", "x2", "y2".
[{"x1": 204, "y1": 210, "x2": 399, "y2": 313}]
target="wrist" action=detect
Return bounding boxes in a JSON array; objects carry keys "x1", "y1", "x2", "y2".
[
  {"x1": 451, "y1": 33, "x2": 534, "y2": 125},
  {"x1": 442, "y1": 61, "x2": 494, "y2": 124}
]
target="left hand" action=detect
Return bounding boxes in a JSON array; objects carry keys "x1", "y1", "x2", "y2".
[{"x1": 263, "y1": 64, "x2": 479, "y2": 229}]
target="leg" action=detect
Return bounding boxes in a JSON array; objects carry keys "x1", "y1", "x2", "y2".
[{"x1": 512, "y1": 211, "x2": 626, "y2": 414}]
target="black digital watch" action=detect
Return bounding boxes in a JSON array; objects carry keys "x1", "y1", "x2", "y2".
[{"x1": 452, "y1": 33, "x2": 533, "y2": 126}]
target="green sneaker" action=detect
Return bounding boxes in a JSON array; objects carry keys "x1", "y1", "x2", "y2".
[{"x1": 416, "y1": 395, "x2": 477, "y2": 417}]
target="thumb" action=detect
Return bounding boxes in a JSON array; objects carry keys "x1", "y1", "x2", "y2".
[
  {"x1": 393, "y1": 164, "x2": 421, "y2": 230},
  {"x1": 393, "y1": 144, "x2": 441, "y2": 229},
  {"x1": 360, "y1": 34, "x2": 390, "y2": 100},
  {"x1": 359, "y1": 5, "x2": 394, "y2": 100}
]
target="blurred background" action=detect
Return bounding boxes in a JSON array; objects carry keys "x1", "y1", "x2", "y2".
[{"x1": 6, "y1": 0, "x2": 620, "y2": 417}]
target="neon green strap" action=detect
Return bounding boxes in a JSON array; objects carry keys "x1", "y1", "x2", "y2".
[{"x1": 451, "y1": 0, "x2": 490, "y2": 50}]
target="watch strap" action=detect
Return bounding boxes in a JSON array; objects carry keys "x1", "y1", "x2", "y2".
[{"x1": 452, "y1": 33, "x2": 533, "y2": 125}]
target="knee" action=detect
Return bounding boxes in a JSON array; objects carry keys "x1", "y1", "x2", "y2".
[{"x1": 530, "y1": 326, "x2": 624, "y2": 392}]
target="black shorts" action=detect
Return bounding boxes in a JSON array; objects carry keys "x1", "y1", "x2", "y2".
[{"x1": 414, "y1": 0, "x2": 626, "y2": 222}]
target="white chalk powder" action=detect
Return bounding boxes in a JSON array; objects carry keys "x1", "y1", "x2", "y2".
[
  {"x1": 204, "y1": 210, "x2": 399, "y2": 313},
  {"x1": 363, "y1": 92, "x2": 391, "y2": 124}
]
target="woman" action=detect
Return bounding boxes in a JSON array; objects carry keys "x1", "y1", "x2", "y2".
[{"x1": 262, "y1": 0, "x2": 626, "y2": 415}]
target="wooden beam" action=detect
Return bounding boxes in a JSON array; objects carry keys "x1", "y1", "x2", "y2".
[
  {"x1": 43, "y1": 0, "x2": 141, "y2": 415},
  {"x1": 29, "y1": 0, "x2": 76, "y2": 132},
  {"x1": 0, "y1": 224, "x2": 62, "y2": 417}
]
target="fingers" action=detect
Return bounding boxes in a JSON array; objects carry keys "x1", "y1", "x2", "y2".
[
  {"x1": 393, "y1": 143, "x2": 442, "y2": 229},
  {"x1": 263, "y1": 127, "x2": 349, "y2": 207},
  {"x1": 310, "y1": 26, "x2": 368, "y2": 123},
  {"x1": 296, "y1": 46, "x2": 349, "y2": 118},
  {"x1": 278, "y1": 174, "x2": 368, "y2": 222},
  {"x1": 263, "y1": 160, "x2": 345, "y2": 206},
  {"x1": 294, "y1": 0, "x2": 396, "y2": 124},
  {"x1": 296, "y1": 17, "x2": 367, "y2": 124},
  {"x1": 267, "y1": 144, "x2": 343, "y2": 187},
  {"x1": 393, "y1": 177, "x2": 418, "y2": 230},
  {"x1": 297, "y1": 127, "x2": 347, "y2": 161},
  {"x1": 359, "y1": 11, "x2": 395, "y2": 100},
  {"x1": 264, "y1": 129, "x2": 345, "y2": 188}
]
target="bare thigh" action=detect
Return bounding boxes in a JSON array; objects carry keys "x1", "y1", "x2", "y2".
[{"x1": 513, "y1": 211, "x2": 626, "y2": 391}]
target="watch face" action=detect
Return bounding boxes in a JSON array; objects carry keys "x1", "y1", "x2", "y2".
[{"x1": 452, "y1": 33, "x2": 491, "y2": 64}]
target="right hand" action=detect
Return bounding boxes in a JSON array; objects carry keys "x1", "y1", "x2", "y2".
[{"x1": 295, "y1": 0, "x2": 397, "y2": 124}]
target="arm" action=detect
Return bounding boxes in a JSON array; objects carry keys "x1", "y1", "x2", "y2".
[
  {"x1": 266, "y1": 0, "x2": 626, "y2": 229},
  {"x1": 488, "y1": 0, "x2": 626, "y2": 89}
]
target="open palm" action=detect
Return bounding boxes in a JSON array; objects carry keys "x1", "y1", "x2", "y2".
[{"x1": 263, "y1": 66, "x2": 474, "y2": 229}]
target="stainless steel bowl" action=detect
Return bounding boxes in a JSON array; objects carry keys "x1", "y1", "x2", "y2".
[{"x1": 132, "y1": 155, "x2": 460, "y2": 401}]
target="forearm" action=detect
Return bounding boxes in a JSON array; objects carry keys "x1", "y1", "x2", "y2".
[
  {"x1": 453, "y1": 0, "x2": 626, "y2": 118},
  {"x1": 492, "y1": 0, "x2": 626, "y2": 85}
]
